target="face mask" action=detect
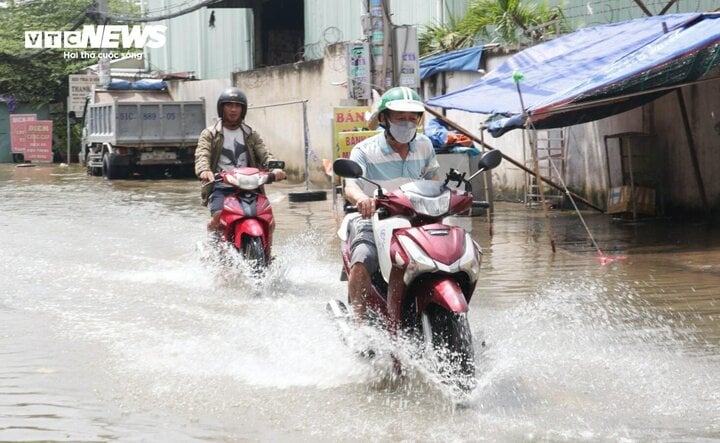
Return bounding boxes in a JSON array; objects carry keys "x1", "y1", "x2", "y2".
[{"x1": 387, "y1": 121, "x2": 417, "y2": 144}]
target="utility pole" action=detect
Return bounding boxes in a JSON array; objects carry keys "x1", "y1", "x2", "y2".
[
  {"x1": 97, "y1": 0, "x2": 111, "y2": 87},
  {"x1": 369, "y1": 0, "x2": 391, "y2": 93}
]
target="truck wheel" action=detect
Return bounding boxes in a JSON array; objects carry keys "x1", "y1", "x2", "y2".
[{"x1": 102, "y1": 153, "x2": 128, "y2": 180}]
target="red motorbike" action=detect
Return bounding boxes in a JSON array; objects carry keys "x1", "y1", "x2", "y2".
[
  {"x1": 207, "y1": 161, "x2": 284, "y2": 270},
  {"x1": 328, "y1": 150, "x2": 502, "y2": 391}
]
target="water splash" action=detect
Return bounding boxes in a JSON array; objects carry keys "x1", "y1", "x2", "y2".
[{"x1": 467, "y1": 278, "x2": 720, "y2": 439}]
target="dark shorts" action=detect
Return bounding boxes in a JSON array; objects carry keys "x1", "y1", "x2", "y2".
[
  {"x1": 348, "y1": 217, "x2": 378, "y2": 274},
  {"x1": 208, "y1": 187, "x2": 235, "y2": 214}
]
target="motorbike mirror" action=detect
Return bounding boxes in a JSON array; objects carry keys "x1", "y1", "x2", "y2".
[
  {"x1": 477, "y1": 149, "x2": 503, "y2": 171},
  {"x1": 267, "y1": 160, "x2": 285, "y2": 170},
  {"x1": 333, "y1": 158, "x2": 363, "y2": 179}
]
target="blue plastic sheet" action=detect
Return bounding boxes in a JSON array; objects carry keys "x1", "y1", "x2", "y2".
[
  {"x1": 105, "y1": 79, "x2": 168, "y2": 90},
  {"x1": 419, "y1": 46, "x2": 483, "y2": 79},
  {"x1": 426, "y1": 13, "x2": 720, "y2": 134}
]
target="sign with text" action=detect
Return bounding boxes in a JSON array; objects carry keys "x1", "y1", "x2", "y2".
[
  {"x1": 19, "y1": 121, "x2": 53, "y2": 162},
  {"x1": 346, "y1": 42, "x2": 371, "y2": 100},
  {"x1": 68, "y1": 74, "x2": 99, "y2": 117},
  {"x1": 10, "y1": 114, "x2": 37, "y2": 153},
  {"x1": 337, "y1": 130, "x2": 379, "y2": 159},
  {"x1": 393, "y1": 26, "x2": 420, "y2": 88},
  {"x1": 332, "y1": 106, "x2": 371, "y2": 160}
]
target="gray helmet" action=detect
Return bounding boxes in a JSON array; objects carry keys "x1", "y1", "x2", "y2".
[{"x1": 217, "y1": 87, "x2": 248, "y2": 120}]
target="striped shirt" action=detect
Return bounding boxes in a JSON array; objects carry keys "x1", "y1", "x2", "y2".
[{"x1": 349, "y1": 131, "x2": 440, "y2": 196}]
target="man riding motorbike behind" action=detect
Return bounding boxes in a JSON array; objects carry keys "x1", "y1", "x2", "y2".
[
  {"x1": 343, "y1": 86, "x2": 440, "y2": 324},
  {"x1": 195, "y1": 87, "x2": 287, "y2": 231}
]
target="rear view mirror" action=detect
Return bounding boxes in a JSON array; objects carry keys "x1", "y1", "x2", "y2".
[
  {"x1": 477, "y1": 149, "x2": 502, "y2": 171},
  {"x1": 333, "y1": 158, "x2": 363, "y2": 179},
  {"x1": 267, "y1": 160, "x2": 285, "y2": 170}
]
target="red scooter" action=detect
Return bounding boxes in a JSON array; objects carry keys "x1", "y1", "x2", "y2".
[
  {"x1": 328, "y1": 150, "x2": 502, "y2": 391},
  {"x1": 207, "y1": 160, "x2": 284, "y2": 270}
]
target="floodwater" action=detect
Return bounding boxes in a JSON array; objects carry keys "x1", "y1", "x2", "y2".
[{"x1": 1, "y1": 163, "x2": 718, "y2": 442}]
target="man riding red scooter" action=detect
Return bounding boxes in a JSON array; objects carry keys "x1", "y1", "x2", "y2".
[
  {"x1": 328, "y1": 86, "x2": 502, "y2": 390},
  {"x1": 195, "y1": 87, "x2": 287, "y2": 268}
]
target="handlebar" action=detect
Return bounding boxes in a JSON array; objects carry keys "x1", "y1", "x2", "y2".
[
  {"x1": 201, "y1": 167, "x2": 285, "y2": 188},
  {"x1": 444, "y1": 168, "x2": 466, "y2": 188},
  {"x1": 343, "y1": 202, "x2": 358, "y2": 214},
  {"x1": 342, "y1": 202, "x2": 389, "y2": 218}
]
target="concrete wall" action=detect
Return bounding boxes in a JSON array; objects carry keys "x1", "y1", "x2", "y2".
[
  {"x1": 232, "y1": 43, "x2": 348, "y2": 183},
  {"x1": 164, "y1": 78, "x2": 231, "y2": 127},
  {"x1": 168, "y1": 44, "x2": 347, "y2": 184},
  {"x1": 652, "y1": 70, "x2": 720, "y2": 213}
]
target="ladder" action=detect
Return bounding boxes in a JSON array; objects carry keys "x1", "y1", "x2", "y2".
[{"x1": 525, "y1": 128, "x2": 565, "y2": 208}]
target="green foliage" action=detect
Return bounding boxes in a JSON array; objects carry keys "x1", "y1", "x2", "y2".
[
  {"x1": 461, "y1": 0, "x2": 570, "y2": 45},
  {"x1": 419, "y1": 9, "x2": 473, "y2": 56},
  {"x1": 0, "y1": 0, "x2": 141, "y2": 103},
  {"x1": 419, "y1": 0, "x2": 572, "y2": 56}
]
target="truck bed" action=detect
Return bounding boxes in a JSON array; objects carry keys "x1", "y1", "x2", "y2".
[{"x1": 86, "y1": 100, "x2": 206, "y2": 147}]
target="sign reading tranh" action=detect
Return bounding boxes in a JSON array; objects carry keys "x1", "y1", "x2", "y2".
[{"x1": 68, "y1": 74, "x2": 100, "y2": 118}]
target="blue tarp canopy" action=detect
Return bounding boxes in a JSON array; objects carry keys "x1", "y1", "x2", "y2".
[
  {"x1": 426, "y1": 13, "x2": 720, "y2": 135},
  {"x1": 419, "y1": 46, "x2": 483, "y2": 79}
]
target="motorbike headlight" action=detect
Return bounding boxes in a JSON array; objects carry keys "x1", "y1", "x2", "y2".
[
  {"x1": 398, "y1": 235, "x2": 437, "y2": 284},
  {"x1": 225, "y1": 171, "x2": 264, "y2": 190},
  {"x1": 458, "y1": 233, "x2": 481, "y2": 280},
  {"x1": 406, "y1": 190, "x2": 451, "y2": 217}
]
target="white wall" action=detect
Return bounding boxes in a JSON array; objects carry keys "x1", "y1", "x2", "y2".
[{"x1": 165, "y1": 78, "x2": 232, "y2": 127}]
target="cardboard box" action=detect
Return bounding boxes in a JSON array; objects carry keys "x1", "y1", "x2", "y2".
[{"x1": 607, "y1": 186, "x2": 656, "y2": 215}]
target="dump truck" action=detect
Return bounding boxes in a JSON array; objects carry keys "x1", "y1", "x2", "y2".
[{"x1": 79, "y1": 83, "x2": 206, "y2": 179}]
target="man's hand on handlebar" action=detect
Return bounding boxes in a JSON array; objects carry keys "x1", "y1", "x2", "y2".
[
  {"x1": 199, "y1": 170, "x2": 215, "y2": 183},
  {"x1": 356, "y1": 196, "x2": 375, "y2": 218},
  {"x1": 271, "y1": 169, "x2": 287, "y2": 181}
]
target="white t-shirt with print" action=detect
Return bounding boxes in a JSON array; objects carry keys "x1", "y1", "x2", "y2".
[{"x1": 218, "y1": 127, "x2": 247, "y2": 172}]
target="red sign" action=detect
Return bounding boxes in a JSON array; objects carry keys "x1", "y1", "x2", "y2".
[
  {"x1": 18, "y1": 121, "x2": 53, "y2": 162},
  {"x1": 10, "y1": 114, "x2": 37, "y2": 153}
]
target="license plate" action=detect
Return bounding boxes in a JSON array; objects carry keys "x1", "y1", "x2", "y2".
[{"x1": 140, "y1": 151, "x2": 176, "y2": 161}]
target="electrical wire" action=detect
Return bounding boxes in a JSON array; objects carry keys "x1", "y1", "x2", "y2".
[{"x1": 98, "y1": 0, "x2": 224, "y2": 23}]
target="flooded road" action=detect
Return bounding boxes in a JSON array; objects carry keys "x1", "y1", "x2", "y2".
[{"x1": 1, "y1": 163, "x2": 718, "y2": 442}]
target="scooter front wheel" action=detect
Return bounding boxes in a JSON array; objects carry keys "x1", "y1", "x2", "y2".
[
  {"x1": 242, "y1": 236, "x2": 266, "y2": 269},
  {"x1": 421, "y1": 305, "x2": 476, "y2": 392}
]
